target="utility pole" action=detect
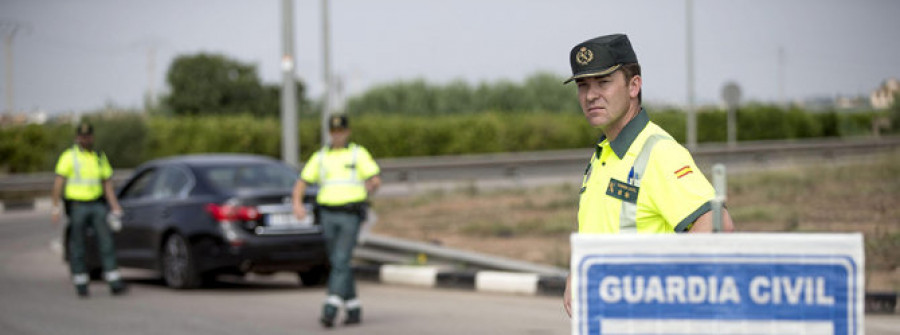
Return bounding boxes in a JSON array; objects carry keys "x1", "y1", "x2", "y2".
[
  {"x1": 685, "y1": 0, "x2": 697, "y2": 150},
  {"x1": 281, "y1": 0, "x2": 299, "y2": 165},
  {"x1": 2, "y1": 22, "x2": 24, "y2": 115},
  {"x1": 146, "y1": 45, "x2": 156, "y2": 110},
  {"x1": 778, "y1": 46, "x2": 785, "y2": 106},
  {"x1": 321, "y1": 0, "x2": 333, "y2": 146}
]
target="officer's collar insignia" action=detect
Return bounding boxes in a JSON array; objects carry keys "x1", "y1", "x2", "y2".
[{"x1": 575, "y1": 47, "x2": 594, "y2": 65}]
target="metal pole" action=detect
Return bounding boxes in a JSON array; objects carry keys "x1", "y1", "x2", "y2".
[
  {"x1": 320, "y1": 0, "x2": 332, "y2": 146},
  {"x1": 281, "y1": 0, "x2": 299, "y2": 166},
  {"x1": 727, "y1": 107, "x2": 737, "y2": 147},
  {"x1": 3, "y1": 27, "x2": 19, "y2": 115},
  {"x1": 711, "y1": 164, "x2": 726, "y2": 232},
  {"x1": 685, "y1": 0, "x2": 697, "y2": 150},
  {"x1": 778, "y1": 46, "x2": 785, "y2": 106},
  {"x1": 146, "y1": 46, "x2": 156, "y2": 110}
]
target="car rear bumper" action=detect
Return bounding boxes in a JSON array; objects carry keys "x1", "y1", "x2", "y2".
[{"x1": 194, "y1": 232, "x2": 329, "y2": 274}]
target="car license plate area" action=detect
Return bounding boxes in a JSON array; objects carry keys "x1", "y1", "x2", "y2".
[{"x1": 257, "y1": 204, "x2": 317, "y2": 234}]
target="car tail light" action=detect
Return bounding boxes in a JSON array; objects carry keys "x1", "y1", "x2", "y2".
[
  {"x1": 206, "y1": 203, "x2": 260, "y2": 222},
  {"x1": 206, "y1": 203, "x2": 259, "y2": 246}
]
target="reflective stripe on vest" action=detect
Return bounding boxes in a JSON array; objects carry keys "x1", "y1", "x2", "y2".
[
  {"x1": 68, "y1": 145, "x2": 103, "y2": 188},
  {"x1": 318, "y1": 143, "x2": 363, "y2": 187},
  {"x1": 618, "y1": 134, "x2": 671, "y2": 233}
]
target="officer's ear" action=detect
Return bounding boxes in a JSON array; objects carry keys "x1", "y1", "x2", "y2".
[{"x1": 628, "y1": 75, "x2": 642, "y2": 100}]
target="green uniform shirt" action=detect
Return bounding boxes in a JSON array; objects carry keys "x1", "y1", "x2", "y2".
[
  {"x1": 301, "y1": 143, "x2": 380, "y2": 206},
  {"x1": 55, "y1": 145, "x2": 113, "y2": 201},
  {"x1": 578, "y1": 109, "x2": 714, "y2": 234}
]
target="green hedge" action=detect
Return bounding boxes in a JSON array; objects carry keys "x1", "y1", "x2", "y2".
[{"x1": 0, "y1": 106, "x2": 885, "y2": 173}]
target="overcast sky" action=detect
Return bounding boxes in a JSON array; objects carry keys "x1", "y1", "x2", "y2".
[{"x1": 2, "y1": 0, "x2": 900, "y2": 113}]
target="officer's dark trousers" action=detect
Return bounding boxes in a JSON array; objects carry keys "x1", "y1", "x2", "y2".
[
  {"x1": 67, "y1": 201, "x2": 119, "y2": 284},
  {"x1": 320, "y1": 208, "x2": 361, "y2": 307}
]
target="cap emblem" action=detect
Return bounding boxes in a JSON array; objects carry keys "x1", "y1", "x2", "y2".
[
  {"x1": 575, "y1": 47, "x2": 593, "y2": 65},
  {"x1": 331, "y1": 118, "x2": 341, "y2": 128}
]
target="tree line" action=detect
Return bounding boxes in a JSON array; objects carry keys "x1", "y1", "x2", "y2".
[{"x1": 1, "y1": 52, "x2": 896, "y2": 174}]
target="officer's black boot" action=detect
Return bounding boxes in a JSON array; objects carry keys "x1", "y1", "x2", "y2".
[
  {"x1": 319, "y1": 304, "x2": 338, "y2": 328},
  {"x1": 344, "y1": 308, "x2": 362, "y2": 325},
  {"x1": 110, "y1": 280, "x2": 128, "y2": 296},
  {"x1": 75, "y1": 284, "x2": 89, "y2": 298}
]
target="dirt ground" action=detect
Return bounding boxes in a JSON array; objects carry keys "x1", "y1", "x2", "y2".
[{"x1": 371, "y1": 151, "x2": 900, "y2": 291}]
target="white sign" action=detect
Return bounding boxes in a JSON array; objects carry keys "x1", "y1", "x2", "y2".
[{"x1": 571, "y1": 233, "x2": 864, "y2": 335}]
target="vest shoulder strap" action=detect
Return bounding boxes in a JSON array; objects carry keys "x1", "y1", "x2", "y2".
[{"x1": 619, "y1": 133, "x2": 673, "y2": 233}]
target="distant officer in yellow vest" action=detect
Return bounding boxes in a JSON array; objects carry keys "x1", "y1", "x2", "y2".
[
  {"x1": 51, "y1": 122, "x2": 127, "y2": 298},
  {"x1": 561, "y1": 34, "x2": 735, "y2": 316},
  {"x1": 292, "y1": 114, "x2": 381, "y2": 328}
]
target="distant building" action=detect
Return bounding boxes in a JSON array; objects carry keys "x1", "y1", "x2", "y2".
[
  {"x1": 793, "y1": 95, "x2": 869, "y2": 112},
  {"x1": 870, "y1": 78, "x2": 899, "y2": 109}
]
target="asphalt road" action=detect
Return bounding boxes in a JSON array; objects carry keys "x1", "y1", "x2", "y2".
[
  {"x1": 2, "y1": 210, "x2": 898, "y2": 335},
  {"x1": 0, "y1": 210, "x2": 570, "y2": 335}
]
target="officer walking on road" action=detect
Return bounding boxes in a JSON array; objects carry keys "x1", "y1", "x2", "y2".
[
  {"x1": 560, "y1": 34, "x2": 735, "y2": 316},
  {"x1": 51, "y1": 122, "x2": 127, "y2": 298},
  {"x1": 292, "y1": 114, "x2": 381, "y2": 328}
]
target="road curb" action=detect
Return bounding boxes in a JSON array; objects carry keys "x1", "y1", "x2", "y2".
[
  {"x1": 0, "y1": 197, "x2": 52, "y2": 213},
  {"x1": 353, "y1": 264, "x2": 565, "y2": 297}
]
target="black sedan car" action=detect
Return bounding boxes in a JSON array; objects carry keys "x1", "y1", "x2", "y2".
[{"x1": 66, "y1": 154, "x2": 329, "y2": 289}]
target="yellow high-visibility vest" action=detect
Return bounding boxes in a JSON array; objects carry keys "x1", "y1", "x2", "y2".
[
  {"x1": 300, "y1": 143, "x2": 380, "y2": 206},
  {"x1": 55, "y1": 145, "x2": 113, "y2": 201},
  {"x1": 578, "y1": 110, "x2": 714, "y2": 234}
]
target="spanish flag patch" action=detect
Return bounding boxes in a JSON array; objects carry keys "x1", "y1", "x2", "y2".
[{"x1": 675, "y1": 165, "x2": 693, "y2": 179}]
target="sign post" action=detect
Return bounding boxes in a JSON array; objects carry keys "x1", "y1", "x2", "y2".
[
  {"x1": 571, "y1": 233, "x2": 864, "y2": 335},
  {"x1": 721, "y1": 82, "x2": 741, "y2": 148}
]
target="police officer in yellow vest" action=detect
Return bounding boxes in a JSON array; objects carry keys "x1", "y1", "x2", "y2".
[
  {"x1": 561, "y1": 34, "x2": 735, "y2": 316},
  {"x1": 51, "y1": 123, "x2": 127, "y2": 298},
  {"x1": 292, "y1": 114, "x2": 381, "y2": 328}
]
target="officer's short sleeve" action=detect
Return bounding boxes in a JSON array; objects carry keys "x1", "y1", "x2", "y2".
[
  {"x1": 100, "y1": 153, "x2": 113, "y2": 180},
  {"x1": 356, "y1": 146, "x2": 380, "y2": 180},
  {"x1": 299, "y1": 152, "x2": 321, "y2": 184},
  {"x1": 55, "y1": 150, "x2": 73, "y2": 178},
  {"x1": 644, "y1": 140, "x2": 714, "y2": 231}
]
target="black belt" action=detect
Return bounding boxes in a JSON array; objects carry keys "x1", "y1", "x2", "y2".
[
  {"x1": 320, "y1": 202, "x2": 365, "y2": 213},
  {"x1": 67, "y1": 198, "x2": 105, "y2": 204}
]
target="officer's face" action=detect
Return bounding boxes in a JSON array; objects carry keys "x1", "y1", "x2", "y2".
[
  {"x1": 329, "y1": 128, "x2": 350, "y2": 146},
  {"x1": 576, "y1": 70, "x2": 639, "y2": 130},
  {"x1": 76, "y1": 134, "x2": 94, "y2": 150}
]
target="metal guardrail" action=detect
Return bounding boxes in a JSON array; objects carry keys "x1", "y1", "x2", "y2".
[
  {"x1": 2, "y1": 136, "x2": 899, "y2": 198},
  {"x1": 355, "y1": 234, "x2": 568, "y2": 277}
]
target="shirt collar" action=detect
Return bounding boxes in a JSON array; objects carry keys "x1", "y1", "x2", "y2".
[
  {"x1": 326, "y1": 142, "x2": 352, "y2": 151},
  {"x1": 596, "y1": 108, "x2": 650, "y2": 159}
]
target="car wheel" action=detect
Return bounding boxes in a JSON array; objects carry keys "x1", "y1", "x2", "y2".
[
  {"x1": 161, "y1": 234, "x2": 201, "y2": 289},
  {"x1": 298, "y1": 266, "x2": 327, "y2": 286}
]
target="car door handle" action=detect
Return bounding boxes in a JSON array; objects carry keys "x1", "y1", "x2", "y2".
[{"x1": 162, "y1": 208, "x2": 172, "y2": 218}]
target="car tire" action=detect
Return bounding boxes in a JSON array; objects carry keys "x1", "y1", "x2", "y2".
[
  {"x1": 298, "y1": 266, "x2": 327, "y2": 286},
  {"x1": 161, "y1": 234, "x2": 201, "y2": 289}
]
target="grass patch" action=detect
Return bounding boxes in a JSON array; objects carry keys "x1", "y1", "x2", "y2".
[{"x1": 373, "y1": 151, "x2": 900, "y2": 281}]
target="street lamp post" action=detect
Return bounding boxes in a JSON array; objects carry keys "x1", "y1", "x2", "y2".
[{"x1": 280, "y1": 0, "x2": 299, "y2": 166}]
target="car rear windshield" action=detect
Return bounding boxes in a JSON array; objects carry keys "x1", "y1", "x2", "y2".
[{"x1": 197, "y1": 163, "x2": 298, "y2": 193}]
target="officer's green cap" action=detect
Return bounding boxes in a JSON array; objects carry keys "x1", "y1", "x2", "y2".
[
  {"x1": 76, "y1": 122, "x2": 93, "y2": 136},
  {"x1": 328, "y1": 114, "x2": 349, "y2": 130},
  {"x1": 564, "y1": 34, "x2": 638, "y2": 84}
]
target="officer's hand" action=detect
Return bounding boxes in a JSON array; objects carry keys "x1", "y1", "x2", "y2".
[
  {"x1": 293, "y1": 204, "x2": 307, "y2": 220},
  {"x1": 51, "y1": 210, "x2": 61, "y2": 224},
  {"x1": 564, "y1": 275, "x2": 573, "y2": 317}
]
